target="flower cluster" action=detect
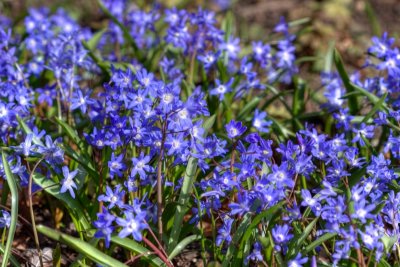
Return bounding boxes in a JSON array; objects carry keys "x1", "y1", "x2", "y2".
[{"x1": 0, "y1": 1, "x2": 400, "y2": 266}]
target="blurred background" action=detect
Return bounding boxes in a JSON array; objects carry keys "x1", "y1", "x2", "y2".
[{"x1": 1, "y1": 0, "x2": 400, "y2": 75}]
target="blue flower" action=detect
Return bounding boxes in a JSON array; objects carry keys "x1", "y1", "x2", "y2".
[
  {"x1": 225, "y1": 120, "x2": 247, "y2": 139},
  {"x1": 272, "y1": 224, "x2": 293, "y2": 252},
  {"x1": 246, "y1": 242, "x2": 263, "y2": 263},
  {"x1": 116, "y1": 211, "x2": 147, "y2": 241},
  {"x1": 70, "y1": 89, "x2": 94, "y2": 114},
  {"x1": 252, "y1": 109, "x2": 272, "y2": 133},
  {"x1": 216, "y1": 217, "x2": 234, "y2": 246},
  {"x1": 37, "y1": 135, "x2": 64, "y2": 164},
  {"x1": 219, "y1": 36, "x2": 240, "y2": 60},
  {"x1": 60, "y1": 166, "x2": 78, "y2": 198},
  {"x1": 0, "y1": 210, "x2": 11, "y2": 228},
  {"x1": 210, "y1": 78, "x2": 233, "y2": 101},
  {"x1": 301, "y1": 189, "x2": 321, "y2": 216},
  {"x1": 98, "y1": 185, "x2": 125, "y2": 209},
  {"x1": 368, "y1": 32, "x2": 395, "y2": 58},
  {"x1": 197, "y1": 50, "x2": 220, "y2": 70},
  {"x1": 352, "y1": 123, "x2": 374, "y2": 146},
  {"x1": 351, "y1": 199, "x2": 376, "y2": 223},
  {"x1": 131, "y1": 152, "x2": 152, "y2": 180},
  {"x1": 94, "y1": 208, "x2": 115, "y2": 248},
  {"x1": 288, "y1": 253, "x2": 308, "y2": 267},
  {"x1": 229, "y1": 192, "x2": 250, "y2": 216},
  {"x1": 108, "y1": 152, "x2": 126, "y2": 178},
  {"x1": 12, "y1": 133, "x2": 34, "y2": 157}
]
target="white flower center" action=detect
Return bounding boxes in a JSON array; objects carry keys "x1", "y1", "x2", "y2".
[
  {"x1": 163, "y1": 93, "x2": 174, "y2": 104},
  {"x1": 253, "y1": 119, "x2": 261, "y2": 128},
  {"x1": 128, "y1": 220, "x2": 138, "y2": 231},
  {"x1": 137, "y1": 161, "x2": 145, "y2": 169},
  {"x1": 217, "y1": 85, "x2": 226, "y2": 94},
  {"x1": 230, "y1": 128, "x2": 238, "y2": 137}
]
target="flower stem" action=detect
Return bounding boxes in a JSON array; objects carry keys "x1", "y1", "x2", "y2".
[
  {"x1": 157, "y1": 120, "x2": 167, "y2": 244},
  {"x1": 28, "y1": 158, "x2": 45, "y2": 267},
  {"x1": 143, "y1": 236, "x2": 173, "y2": 267}
]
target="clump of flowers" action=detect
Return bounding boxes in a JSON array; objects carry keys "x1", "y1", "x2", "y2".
[{"x1": 0, "y1": 1, "x2": 400, "y2": 266}]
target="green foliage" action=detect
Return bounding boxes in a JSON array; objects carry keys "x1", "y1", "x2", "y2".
[{"x1": 0, "y1": 153, "x2": 18, "y2": 267}]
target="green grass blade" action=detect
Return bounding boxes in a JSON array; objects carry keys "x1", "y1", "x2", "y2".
[
  {"x1": 202, "y1": 114, "x2": 216, "y2": 132},
  {"x1": 324, "y1": 41, "x2": 335, "y2": 73},
  {"x1": 110, "y1": 236, "x2": 164, "y2": 266},
  {"x1": 167, "y1": 115, "x2": 216, "y2": 253},
  {"x1": 85, "y1": 28, "x2": 107, "y2": 51},
  {"x1": 378, "y1": 258, "x2": 392, "y2": 267},
  {"x1": 167, "y1": 156, "x2": 198, "y2": 252},
  {"x1": 303, "y1": 232, "x2": 337, "y2": 254},
  {"x1": 333, "y1": 49, "x2": 358, "y2": 115},
  {"x1": 168, "y1": 235, "x2": 201, "y2": 260},
  {"x1": 1, "y1": 153, "x2": 19, "y2": 267},
  {"x1": 16, "y1": 116, "x2": 44, "y2": 146},
  {"x1": 292, "y1": 77, "x2": 306, "y2": 117},
  {"x1": 0, "y1": 243, "x2": 19, "y2": 267},
  {"x1": 237, "y1": 97, "x2": 261, "y2": 121},
  {"x1": 364, "y1": 0, "x2": 381, "y2": 36},
  {"x1": 352, "y1": 83, "x2": 389, "y2": 112},
  {"x1": 82, "y1": 40, "x2": 110, "y2": 77},
  {"x1": 362, "y1": 92, "x2": 387, "y2": 123},
  {"x1": 96, "y1": 0, "x2": 144, "y2": 63},
  {"x1": 222, "y1": 214, "x2": 252, "y2": 267},
  {"x1": 287, "y1": 217, "x2": 319, "y2": 257},
  {"x1": 32, "y1": 173, "x2": 91, "y2": 230},
  {"x1": 37, "y1": 225, "x2": 127, "y2": 267},
  {"x1": 53, "y1": 243, "x2": 61, "y2": 267},
  {"x1": 54, "y1": 117, "x2": 86, "y2": 151},
  {"x1": 234, "y1": 203, "x2": 284, "y2": 264},
  {"x1": 61, "y1": 145, "x2": 99, "y2": 181}
]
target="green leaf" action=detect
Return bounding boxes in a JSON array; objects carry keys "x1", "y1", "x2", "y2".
[
  {"x1": 303, "y1": 232, "x2": 337, "y2": 254},
  {"x1": 348, "y1": 167, "x2": 367, "y2": 188},
  {"x1": 202, "y1": 114, "x2": 217, "y2": 132},
  {"x1": 352, "y1": 83, "x2": 389, "y2": 112},
  {"x1": 62, "y1": 145, "x2": 99, "y2": 181},
  {"x1": 288, "y1": 17, "x2": 311, "y2": 27},
  {"x1": 167, "y1": 115, "x2": 216, "y2": 253},
  {"x1": 237, "y1": 97, "x2": 261, "y2": 121},
  {"x1": 168, "y1": 235, "x2": 201, "y2": 260},
  {"x1": 270, "y1": 117, "x2": 295, "y2": 138},
  {"x1": 364, "y1": 0, "x2": 381, "y2": 36},
  {"x1": 287, "y1": 217, "x2": 319, "y2": 257},
  {"x1": 85, "y1": 28, "x2": 107, "y2": 51},
  {"x1": 292, "y1": 77, "x2": 306, "y2": 117},
  {"x1": 82, "y1": 41, "x2": 110, "y2": 77},
  {"x1": 334, "y1": 49, "x2": 358, "y2": 115},
  {"x1": 167, "y1": 156, "x2": 198, "y2": 252},
  {"x1": 54, "y1": 117, "x2": 86, "y2": 151},
  {"x1": 1, "y1": 153, "x2": 19, "y2": 267},
  {"x1": 378, "y1": 258, "x2": 393, "y2": 267},
  {"x1": 96, "y1": 0, "x2": 144, "y2": 63},
  {"x1": 110, "y1": 236, "x2": 164, "y2": 266},
  {"x1": 37, "y1": 225, "x2": 127, "y2": 267},
  {"x1": 32, "y1": 173, "x2": 91, "y2": 230},
  {"x1": 265, "y1": 84, "x2": 293, "y2": 115},
  {"x1": 324, "y1": 41, "x2": 335, "y2": 73},
  {"x1": 234, "y1": 203, "x2": 284, "y2": 264},
  {"x1": 381, "y1": 234, "x2": 398, "y2": 254},
  {"x1": 222, "y1": 214, "x2": 252, "y2": 267},
  {"x1": 221, "y1": 11, "x2": 234, "y2": 66},
  {"x1": 0, "y1": 243, "x2": 19, "y2": 267},
  {"x1": 16, "y1": 116, "x2": 44, "y2": 146},
  {"x1": 53, "y1": 243, "x2": 61, "y2": 267}
]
